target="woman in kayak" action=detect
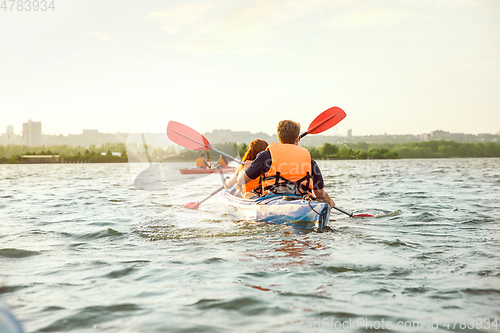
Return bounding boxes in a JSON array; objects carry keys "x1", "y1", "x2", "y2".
[
  {"x1": 223, "y1": 139, "x2": 268, "y2": 198},
  {"x1": 214, "y1": 155, "x2": 228, "y2": 168},
  {"x1": 195, "y1": 153, "x2": 211, "y2": 169}
]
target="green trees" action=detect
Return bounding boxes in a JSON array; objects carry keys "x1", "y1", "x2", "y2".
[
  {"x1": 305, "y1": 144, "x2": 399, "y2": 160},
  {"x1": 238, "y1": 143, "x2": 248, "y2": 158},
  {"x1": 390, "y1": 140, "x2": 500, "y2": 158},
  {"x1": 308, "y1": 147, "x2": 322, "y2": 159},
  {"x1": 0, "y1": 140, "x2": 499, "y2": 164},
  {"x1": 320, "y1": 143, "x2": 338, "y2": 158},
  {"x1": 0, "y1": 144, "x2": 129, "y2": 163},
  {"x1": 303, "y1": 140, "x2": 500, "y2": 160},
  {"x1": 338, "y1": 146, "x2": 356, "y2": 158}
]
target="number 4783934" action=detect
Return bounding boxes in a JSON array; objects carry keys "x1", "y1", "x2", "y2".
[{"x1": 1, "y1": 0, "x2": 55, "y2": 11}]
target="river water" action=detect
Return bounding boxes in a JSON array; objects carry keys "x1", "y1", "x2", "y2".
[{"x1": 1, "y1": 158, "x2": 499, "y2": 332}]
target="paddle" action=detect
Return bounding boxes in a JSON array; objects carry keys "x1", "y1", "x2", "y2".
[
  {"x1": 181, "y1": 185, "x2": 225, "y2": 210},
  {"x1": 299, "y1": 107, "x2": 346, "y2": 139},
  {"x1": 333, "y1": 206, "x2": 374, "y2": 218},
  {"x1": 171, "y1": 106, "x2": 347, "y2": 210}
]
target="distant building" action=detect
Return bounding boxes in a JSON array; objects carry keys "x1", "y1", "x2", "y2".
[
  {"x1": 420, "y1": 133, "x2": 431, "y2": 142},
  {"x1": 212, "y1": 129, "x2": 232, "y2": 136},
  {"x1": 83, "y1": 129, "x2": 99, "y2": 135},
  {"x1": 6, "y1": 125, "x2": 13, "y2": 135},
  {"x1": 347, "y1": 129, "x2": 352, "y2": 138},
  {"x1": 22, "y1": 120, "x2": 42, "y2": 147},
  {"x1": 232, "y1": 131, "x2": 251, "y2": 136},
  {"x1": 100, "y1": 152, "x2": 122, "y2": 156},
  {"x1": 22, "y1": 155, "x2": 63, "y2": 164},
  {"x1": 431, "y1": 130, "x2": 449, "y2": 137}
]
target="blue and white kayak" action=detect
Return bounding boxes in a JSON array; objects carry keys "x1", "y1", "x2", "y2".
[{"x1": 218, "y1": 188, "x2": 330, "y2": 230}]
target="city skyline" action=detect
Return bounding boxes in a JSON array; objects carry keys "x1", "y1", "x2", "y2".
[
  {"x1": 2, "y1": 120, "x2": 500, "y2": 138},
  {"x1": 1, "y1": 1, "x2": 499, "y2": 136},
  {"x1": 2, "y1": 118, "x2": 500, "y2": 137}
]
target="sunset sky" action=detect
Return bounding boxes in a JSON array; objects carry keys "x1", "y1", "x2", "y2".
[{"x1": 1, "y1": 0, "x2": 499, "y2": 137}]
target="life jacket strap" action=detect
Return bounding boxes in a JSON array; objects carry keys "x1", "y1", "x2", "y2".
[{"x1": 259, "y1": 172, "x2": 312, "y2": 196}]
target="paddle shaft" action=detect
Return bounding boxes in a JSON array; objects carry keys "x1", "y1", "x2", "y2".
[
  {"x1": 198, "y1": 185, "x2": 225, "y2": 205},
  {"x1": 211, "y1": 147, "x2": 244, "y2": 165},
  {"x1": 298, "y1": 129, "x2": 313, "y2": 140},
  {"x1": 141, "y1": 133, "x2": 153, "y2": 165},
  {"x1": 333, "y1": 206, "x2": 354, "y2": 217}
]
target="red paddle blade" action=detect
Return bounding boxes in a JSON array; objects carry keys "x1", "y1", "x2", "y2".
[
  {"x1": 182, "y1": 201, "x2": 200, "y2": 210},
  {"x1": 353, "y1": 213, "x2": 374, "y2": 217},
  {"x1": 306, "y1": 107, "x2": 346, "y2": 135},
  {"x1": 167, "y1": 121, "x2": 212, "y2": 151}
]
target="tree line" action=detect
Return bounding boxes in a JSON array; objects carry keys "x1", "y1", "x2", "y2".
[
  {"x1": 164, "y1": 140, "x2": 500, "y2": 161},
  {"x1": 306, "y1": 140, "x2": 500, "y2": 159},
  {"x1": 1, "y1": 140, "x2": 499, "y2": 164},
  {"x1": 0, "y1": 144, "x2": 128, "y2": 164}
]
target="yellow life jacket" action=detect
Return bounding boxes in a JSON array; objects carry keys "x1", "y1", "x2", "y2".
[
  {"x1": 195, "y1": 157, "x2": 207, "y2": 168},
  {"x1": 218, "y1": 157, "x2": 228, "y2": 167},
  {"x1": 260, "y1": 142, "x2": 313, "y2": 196}
]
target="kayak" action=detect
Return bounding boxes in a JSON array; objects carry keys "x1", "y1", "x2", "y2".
[
  {"x1": 179, "y1": 167, "x2": 236, "y2": 175},
  {"x1": 218, "y1": 188, "x2": 330, "y2": 230}
]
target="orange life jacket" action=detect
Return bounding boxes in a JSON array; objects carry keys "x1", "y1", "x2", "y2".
[
  {"x1": 195, "y1": 157, "x2": 207, "y2": 168},
  {"x1": 260, "y1": 142, "x2": 313, "y2": 196},
  {"x1": 218, "y1": 157, "x2": 228, "y2": 167},
  {"x1": 238, "y1": 164, "x2": 260, "y2": 193}
]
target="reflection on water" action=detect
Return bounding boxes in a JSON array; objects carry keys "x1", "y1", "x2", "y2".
[{"x1": 0, "y1": 158, "x2": 499, "y2": 332}]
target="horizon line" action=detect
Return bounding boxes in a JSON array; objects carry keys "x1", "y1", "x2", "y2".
[{"x1": 3, "y1": 128, "x2": 500, "y2": 137}]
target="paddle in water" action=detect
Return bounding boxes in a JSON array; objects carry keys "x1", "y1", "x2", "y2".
[
  {"x1": 181, "y1": 185, "x2": 225, "y2": 210},
  {"x1": 333, "y1": 206, "x2": 374, "y2": 218}
]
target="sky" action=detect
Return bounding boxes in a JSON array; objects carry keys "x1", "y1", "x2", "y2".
[{"x1": 1, "y1": 0, "x2": 499, "y2": 137}]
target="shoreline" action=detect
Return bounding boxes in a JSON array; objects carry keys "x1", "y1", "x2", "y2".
[{"x1": 1, "y1": 156, "x2": 499, "y2": 165}]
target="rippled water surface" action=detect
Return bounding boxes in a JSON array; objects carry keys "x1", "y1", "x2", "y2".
[{"x1": 1, "y1": 159, "x2": 499, "y2": 332}]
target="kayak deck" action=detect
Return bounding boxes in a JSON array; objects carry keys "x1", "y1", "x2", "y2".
[
  {"x1": 179, "y1": 167, "x2": 236, "y2": 174},
  {"x1": 218, "y1": 188, "x2": 330, "y2": 230}
]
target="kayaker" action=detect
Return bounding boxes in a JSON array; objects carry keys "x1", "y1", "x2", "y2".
[
  {"x1": 195, "y1": 153, "x2": 211, "y2": 169},
  {"x1": 223, "y1": 139, "x2": 268, "y2": 198},
  {"x1": 237, "y1": 120, "x2": 335, "y2": 208},
  {"x1": 214, "y1": 155, "x2": 228, "y2": 168}
]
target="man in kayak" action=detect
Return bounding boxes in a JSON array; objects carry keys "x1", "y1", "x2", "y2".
[
  {"x1": 237, "y1": 120, "x2": 335, "y2": 208},
  {"x1": 195, "y1": 153, "x2": 211, "y2": 169}
]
